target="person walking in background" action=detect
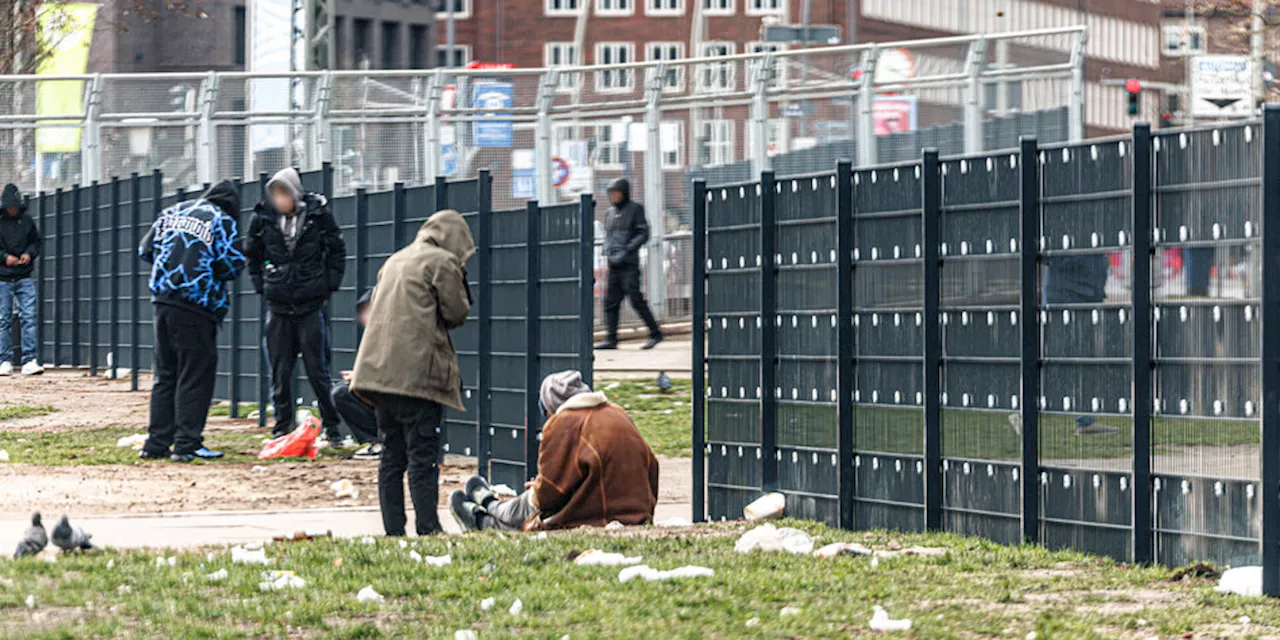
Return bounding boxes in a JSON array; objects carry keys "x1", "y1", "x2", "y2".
[
  {"x1": 331, "y1": 290, "x2": 382, "y2": 460},
  {"x1": 138, "y1": 181, "x2": 245, "y2": 462},
  {"x1": 351, "y1": 209, "x2": 474, "y2": 537},
  {"x1": 0, "y1": 184, "x2": 42, "y2": 376},
  {"x1": 244, "y1": 168, "x2": 347, "y2": 444},
  {"x1": 1042, "y1": 254, "x2": 1115, "y2": 436},
  {"x1": 595, "y1": 179, "x2": 663, "y2": 351}
]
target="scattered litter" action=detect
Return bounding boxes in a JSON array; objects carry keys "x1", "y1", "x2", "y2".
[
  {"x1": 869, "y1": 606, "x2": 911, "y2": 632},
  {"x1": 744, "y1": 492, "x2": 786, "y2": 521},
  {"x1": 41, "y1": 553, "x2": 56, "y2": 564},
  {"x1": 24, "y1": 595, "x2": 35, "y2": 609},
  {"x1": 780, "y1": 607, "x2": 801, "y2": 617},
  {"x1": 745, "y1": 618, "x2": 760, "y2": 628},
  {"x1": 259, "y1": 570, "x2": 306, "y2": 591},
  {"x1": 0, "y1": 450, "x2": 9, "y2": 462},
  {"x1": 891, "y1": 546, "x2": 946, "y2": 558},
  {"x1": 333, "y1": 558, "x2": 343, "y2": 568},
  {"x1": 1026, "y1": 632, "x2": 1038, "y2": 640},
  {"x1": 398, "y1": 540, "x2": 408, "y2": 549},
  {"x1": 274, "y1": 529, "x2": 332, "y2": 543},
  {"x1": 509, "y1": 598, "x2": 524, "y2": 615},
  {"x1": 259, "y1": 416, "x2": 321, "y2": 460},
  {"x1": 231, "y1": 544, "x2": 270, "y2": 566},
  {"x1": 206, "y1": 552, "x2": 215, "y2": 562},
  {"x1": 424, "y1": 554, "x2": 452, "y2": 567},
  {"x1": 618, "y1": 564, "x2": 714, "y2": 583},
  {"x1": 1240, "y1": 616, "x2": 1252, "y2": 625},
  {"x1": 106, "y1": 560, "x2": 114, "y2": 570},
  {"x1": 870, "y1": 557, "x2": 880, "y2": 569},
  {"x1": 814, "y1": 542, "x2": 872, "y2": 558},
  {"x1": 84, "y1": 600, "x2": 94, "y2": 611},
  {"x1": 455, "y1": 631, "x2": 478, "y2": 640},
  {"x1": 330, "y1": 479, "x2": 359, "y2": 500},
  {"x1": 117, "y1": 584, "x2": 131, "y2": 595},
  {"x1": 573, "y1": 549, "x2": 643, "y2": 567},
  {"x1": 251, "y1": 465, "x2": 269, "y2": 473},
  {"x1": 206, "y1": 569, "x2": 228, "y2": 582},
  {"x1": 1136, "y1": 619, "x2": 1148, "y2": 627},
  {"x1": 360, "y1": 536, "x2": 376, "y2": 545},
  {"x1": 155, "y1": 556, "x2": 176, "y2": 568},
  {"x1": 115, "y1": 434, "x2": 148, "y2": 449},
  {"x1": 1216, "y1": 566, "x2": 1263, "y2": 597},
  {"x1": 604, "y1": 521, "x2": 625, "y2": 531},
  {"x1": 480, "y1": 597, "x2": 496, "y2": 611},
  {"x1": 491, "y1": 484, "x2": 518, "y2": 498},
  {"x1": 534, "y1": 532, "x2": 548, "y2": 540},
  {"x1": 1170, "y1": 561, "x2": 1220, "y2": 582},
  {"x1": 604, "y1": 381, "x2": 620, "y2": 390},
  {"x1": 356, "y1": 586, "x2": 384, "y2": 604},
  {"x1": 655, "y1": 517, "x2": 692, "y2": 528},
  {"x1": 409, "y1": 550, "x2": 423, "y2": 563},
  {"x1": 734, "y1": 524, "x2": 814, "y2": 555}
]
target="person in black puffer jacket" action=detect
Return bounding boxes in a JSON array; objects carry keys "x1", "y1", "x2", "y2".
[
  {"x1": 595, "y1": 178, "x2": 662, "y2": 351},
  {"x1": 0, "y1": 184, "x2": 43, "y2": 376},
  {"x1": 244, "y1": 168, "x2": 347, "y2": 441}
]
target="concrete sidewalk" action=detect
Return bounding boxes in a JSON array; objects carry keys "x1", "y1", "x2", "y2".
[
  {"x1": 593, "y1": 336, "x2": 691, "y2": 377},
  {"x1": 0, "y1": 503, "x2": 695, "y2": 552}
]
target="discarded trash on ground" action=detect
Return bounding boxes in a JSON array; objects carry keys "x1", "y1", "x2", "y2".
[
  {"x1": 115, "y1": 434, "x2": 148, "y2": 449},
  {"x1": 780, "y1": 606, "x2": 801, "y2": 617},
  {"x1": 251, "y1": 465, "x2": 269, "y2": 473},
  {"x1": 734, "y1": 524, "x2": 815, "y2": 555},
  {"x1": 24, "y1": 595, "x2": 36, "y2": 609},
  {"x1": 480, "y1": 597, "x2": 496, "y2": 611},
  {"x1": 745, "y1": 618, "x2": 760, "y2": 628},
  {"x1": 814, "y1": 542, "x2": 872, "y2": 558},
  {"x1": 1216, "y1": 566, "x2": 1263, "y2": 598},
  {"x1": 455, "y1": 631, "x2": 478, "y2": 640},
  {"x1": 509, "y1": 598, "x2": 524, "y2": 615},
  {"x1": 604, "y1": 521, "x2": 625, "y2": 531},
  {"x1": 274, "y1": 529, "x2": 332, "y2": 543},
  {"x1": 618, "y1": 564, "x2": 715, "y2": 583},
  {"x1": 491, "y1": 484, "x2": 518, "y2": 498},
  {"x1": 360, "y1": 536, "x2": 376, "y2": 545},
  {"x1": 356, "y1": 586, "x2": 384, "y2": 604},
  {"x1": 231, "y1": 544, "x2": 271, "y2": 566},
  {"x1": 869, "y1": 606, "x2": 911, "y2": 632},
  {"x1": 573, "y1": 549, "x2": 643, "y2": 567},
  {"x1": 258, "y1": 416, "x2": 321, "y2": 460},
  {"x1": 744, "y1": 492, "x2": 786, "y2": 521},
  {"x1": 423, "y1": 554, "x2": 452, "y2": 567},
  {"x1": 330, "y1": 479, "x2": 358, "y2": 499},
  {"x1": 259, "y1": 570, "x2": 306, "y2": 591},
  {"x1": 0, "y1": 450, "x2": 9, "y2": 462},
  {"x1": 154, "y1": 556, "x2": 176, "y2": 568},
  {"x1": 655, "y1": 517, "x2": 692, "y2": 528},
  {"x1": 206, "y1": 569, "x2": 228, "y2": 582}
]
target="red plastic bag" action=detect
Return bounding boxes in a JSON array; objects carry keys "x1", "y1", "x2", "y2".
[{"x1": 258, "y1": 416, "x2": 321, "y2": 460}]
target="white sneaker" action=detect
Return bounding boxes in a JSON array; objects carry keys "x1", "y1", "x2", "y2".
[
  {"x1": 20, "y1": 361, "x2": 43, "y2": 376},
  {"x1": 0, "y1": 362, "x2": 11, "y2": 376}
]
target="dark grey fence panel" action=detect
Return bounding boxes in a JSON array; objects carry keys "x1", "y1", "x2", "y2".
[{"x1": 487, "y1": 206, "x2": 530, "y2": 489}]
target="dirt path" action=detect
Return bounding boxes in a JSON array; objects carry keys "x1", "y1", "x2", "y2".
[{"x1": 0, "y1": 370, "x2": 692, "y2": 516}]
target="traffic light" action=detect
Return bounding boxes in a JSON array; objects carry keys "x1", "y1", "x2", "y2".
[{"x1": 1125, "y1": 78, "x2": 1142, "y2": 116}]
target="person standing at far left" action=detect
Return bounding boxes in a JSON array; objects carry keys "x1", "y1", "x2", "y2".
[{"x1": 0, "y1": 184, "x2": 43, "y2": 377}]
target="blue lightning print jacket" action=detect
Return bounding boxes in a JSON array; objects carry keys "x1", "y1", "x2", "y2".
[{"x1": 138, "y1": 180, "x2": 246, "y2": 322}]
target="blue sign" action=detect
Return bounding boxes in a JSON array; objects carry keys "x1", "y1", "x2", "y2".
[
  {"x1": 441, "y1": 144, "x2": 458, "y2": 177},
  {"x1": 471, "y1": 81, "x2": 513, "y2": 148},
  {"x1": 511, "y1": 168, "x2": 535, "y2": 200}
]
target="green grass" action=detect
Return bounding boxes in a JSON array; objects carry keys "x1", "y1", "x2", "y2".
[
  {"x1": 0, "y1": 521, "x2": 1271, "y2": 638},
  {"x1": 0, "y1": 405, "x2": 56, "y2": 421},
  {"x1": 0, "y1": 427, "x2": 349, "y2": 466},
  {"x1": 207, "y1": 403, "x2": 271, "y2": 418},
  {"x1": 604, "y1": 378, "x2": 692, "y2": 457}
]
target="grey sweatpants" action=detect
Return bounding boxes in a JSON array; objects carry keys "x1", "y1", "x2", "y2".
[{"x1": 480, "y1": 491, "x2": 538, "y2": 531}]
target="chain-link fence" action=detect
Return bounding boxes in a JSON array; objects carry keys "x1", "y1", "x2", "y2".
[{"x1": 0, "y1": 26, "x2": 1086, "y2": 329}]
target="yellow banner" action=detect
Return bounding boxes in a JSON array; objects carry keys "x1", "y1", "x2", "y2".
[{"x1": 35, "y1": 3, "x2": 98, "y2": 154}]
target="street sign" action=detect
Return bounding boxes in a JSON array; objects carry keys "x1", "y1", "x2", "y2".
[
  {"x1": 512, "y1": 168, "x2": 535, "y2": 200},
  {"x1": 467, "y1": 62, "x2": 515, "y2": 71},
  {"x1": 761, "y1": 24, "x2": 841, "y2": 45},
  {"x1": 1190, "y1": 54, "x2": 1253, "y2": 119},
  {"x1": 441, "y1": 144, "x2": 457, "y2": 177},
  {"x1": 471, "y1": 80, "x2": 513, "y2": 147},
  {"x1": 551, "y1": 157, "x2": 570, "y2": 187},
  {"x1": 781, "y1": 101, "x2": 812, "y2": 118},
  {"x1": 874, "y1": 96, "x2": 917, "y2": 135}
]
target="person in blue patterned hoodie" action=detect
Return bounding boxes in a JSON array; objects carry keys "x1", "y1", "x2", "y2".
[{"x1": 137, "y1": 180, "x2": 246, "y2": 462}]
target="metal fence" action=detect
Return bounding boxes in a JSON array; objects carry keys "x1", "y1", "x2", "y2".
[
  {"x1": 24, "y1": 167, "x2": 594, "y2": 483},
  {"x1": 0, "y1": 27, "x2": 1087, "y2": 328},
  {"x1": 692, "y1": 107, "x2": 1280, "y2": 593}
]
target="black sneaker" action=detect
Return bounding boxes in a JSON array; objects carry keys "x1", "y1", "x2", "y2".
[
  {"x1": 641, "y1": 334, "x2": 664, "y2": 350},
  {"x1": 466, "y1": 475, "x2": 497, "y2": 509},
  {"x1": 594, "y1": 340, "x2": 618, "y2": 350},
  {"x1": 138, "y1": 448, "x2": 168, "y2": 461},
  {"x1": 449, "y1": 490, "x2": 481, "y2": 532},
  {"x1": 270, "y1": 422, "x2": 294, "y2": 439}
]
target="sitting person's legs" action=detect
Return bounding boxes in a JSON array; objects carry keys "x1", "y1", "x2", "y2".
[
  {"x1": 331, "y1": 381, "x2": 378, "y2": 444},
  {"x1": 478, "y1": 491, "x2": 537, "y2": 531}
]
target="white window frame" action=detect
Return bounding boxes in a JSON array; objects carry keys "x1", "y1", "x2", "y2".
[
  {"x1": 594, "y1": 42, "x2": 635, "y2": 93},
  {"x1": 435, "y1": 0, "x2": 472, "y2": 19},
  {"x1": 545, "y1": 0, "x2": 581, "y2": 16},
  {"x1": 434, "y1": 44, "x2": 471, "y2": 68},
  {"x1": 702, "y1": 0, "x2": 733, "y2": 16},
  {"x1": 747, "y1": 41, "x2": 786, "y2": 88},
  {"x1": 647, "y1": 41, "x2": 686, "y2": 92},
  {"x1": 745, "y1": 0, "x2": 781, "y2": 16},
  {"x1": 700, "y1": 119, "x2": 733, "y2": 166},
  {"x1": 544, "y1": 42, "x2": 581, "y2": 92},
  {"x1": 595, "y1": 0, "x2": 634, "y2": 16},
  {"x1": 697, "y1": 41, "x2": 735, "y2": 93},
  {"x1": 595, "y1": 124, "x2": 625, "y2": 169},
  {"x1": 660, "y1": 120, "x2": 683, "y2": 169},
  {"x1": 746, "y1": 118, "x2": 789, "y2": 159},
  {"x1": 646, "y1": 0, "x2": 684, "y2": 15},
  {"x1": 1161, "y1": 22, "x2": 1205, "y2": 57}
]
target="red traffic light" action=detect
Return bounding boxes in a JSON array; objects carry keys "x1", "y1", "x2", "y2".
[{"x1": 1124, "y1": 78, "x2": 1143, "y2": 94}]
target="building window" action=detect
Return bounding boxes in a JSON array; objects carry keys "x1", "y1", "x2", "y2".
[
  {"x1": 1161, "y1": 22, "x2": 1205, "y2": 57},
  {"x1": 746, "y1": 0, "x2": 781, "y2": 15},
  {"x1": 647, "y1": 42, "x2": 685, "y2": 91},
  {"x1": 381, "y1": 21, "x2": 401, "y2": 69},
  {"x1": 747, "y1": 42, "x2": 785, "y2": 87},
  {"x1": 352, "y1": 19, "x2": 372, "y2": 68},
  {"x1": 746, "y1": 118, "x2": 788, "y2": 158},
  {"x1": 437, "y1": 0, "x2": 471, "y2": 19},
  {"x1": 697, "y1": 42, "x2": 735, "y2": 92},
  {"x1": 660, "y1": 121, "x2": 683, "y2": 168},
  {"x1": 545, "y1": 42, "x2": 581, "y2": 91},
  {"x1": 334, "y1": 16, "x2": 346, "y2": 69},
  {"x1": 408, "y1": 25, "x2": 428, "y2": 69},
  {"x1": 233, "y1": 6, "x2": 246, "y2": 67},
  {"x1": 647, "y1": 0, "x2": 683, "y2": 16},
  {"x1": 699, "y1": 120, "x2": 733, "y2": 166},
  {"x1": 702, "y1": 0, "x2": 733, "y2": 16},
  {"x1": 596, "y1": 124, "x2": 625, "y2": 167},
  {"x1": 436, "y1": 45, "x2": 469, "y2": 68},
  {"x1": 596, "y1": 0, "x2": 633, "y2": 15},
  {"x1": 546, "y1": 0, "x2": 581, "y2": 15},
  {"x1": 595, "y1": 42, "x2": 634, "y2": 92}
]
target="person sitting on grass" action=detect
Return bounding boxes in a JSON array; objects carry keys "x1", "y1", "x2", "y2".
[
  {"x1": 331, "y1": 290, "x2": 381, "y2": 459},
  {"x1": 449, "y1": 369, "x2": 659, "y2": 532}
]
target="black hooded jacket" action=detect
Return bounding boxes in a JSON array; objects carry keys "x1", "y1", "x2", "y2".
[
  {"x1": 0, "y1": 184, "x2": 41, "y2": 282},
  {"x1": 603, "y1": 179, "x2": 648, "y2": 268},
  {"x1": 243, "y1": 191, "x2": 346, "y2": 316}
]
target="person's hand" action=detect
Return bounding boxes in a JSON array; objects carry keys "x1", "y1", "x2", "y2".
[
  {"x1": 340, "y1": 370, "x2": 352, "y2": 383},
  {"x1": 18, "y1": 254, "x2": 30, "y2": 265},
  {"x1": 524, "y1": 479, "x2": 535, "y2": 489},
  {"x1": 3, "y1": 255, "x2": 17, "y2": 267}
]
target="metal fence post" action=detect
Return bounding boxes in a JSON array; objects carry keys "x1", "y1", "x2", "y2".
[
  {"x1": 691, "y1": 179, "x2": 707, "y2": 523},
  {"x1": 1259, "y1": 104, "x2": 1280, "y2": 596},
  {"x1": 760, "y1": 170, "x2": 778, "y2": 493},
  {"x1": 52, "y1": 187, "x2": 62, "y2": 367},
  {"x1": 196, "y1": 71, "x2": 219, "y2": 185},
  {"x1": 82, "y1": 75, "x2": 104, "y2": 183},
  {"x1": 836, "y1": 159, "x2": 856, "y2": 530},
  {"x1": 392, "y1": 182, "x2": 406, "y2": 246},
  {"x1": 1018, "y1": 138, "x2": 1041, "y2": 545},
  {"x1": 644, "y1": 66, "x2": 667, "y2": 320},
  {"x1": 476, "y1": 169, "x2": 493, "y2": 476},
  {"x1": 535, "y1": 70, "x2": 557, "y2": 207},
  {"x1": 424, "y1": 70, "x2": 443, "y2": 182},
  {"x1": 36, "y1": 191, "x2": 46, "y2": 360},
  {"x1": 354, "y1": 187, "x2": 369, "y2": 346},
  {"x1": 922, "y1": 148, "x2": 943, "y2": 531},
  {"x1": 129, "y1": 173, "x2": 145, "y2": 391},
  {"x1": 525, "y1": 199, "x2": 542, "y2": 481},
  {"x1": 963, "y1": 39, "x2": 988, "y2": 157},
  {"x1": 434, "y1": 175, "x2": 448, "y2": 212},
  {"x1": 109, "y1": 178, "x2": 120, "y2": 380},
  {"x1": 70, "y1": 184, "x2": 81, "y2": 367},
  {"x1": 749, "y1": 56, "x2": 773, "y2": 175},
  {"x1": 1131, "y1": 122, "x2": 1154, "y2": 565},
  {"x1": 88, "y1": 181, "x2": 100, "y2": 376},
  {"x1": 856, "y1": 46, "x2": 879, "y2": 167},
  {"x1": 579, "y1": 192, "x2": 595, "y2": 387}
]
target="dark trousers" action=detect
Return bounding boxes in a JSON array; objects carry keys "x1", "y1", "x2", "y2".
[
  {"x1": 373, "y1": 393, "x2": 443, "y2": 536},
  {"x1": 265, "y1": 308, "x2": 340, "y2": 436},
  {"x1": 331, "y1": 381, "x2": 379, "y2": 445},
  {"x1": 145, "y1": 304, "x2": 218, "y2": 456},
  {"x1": 603, "y1": 263, "x2": 661, "y2": 340}
]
